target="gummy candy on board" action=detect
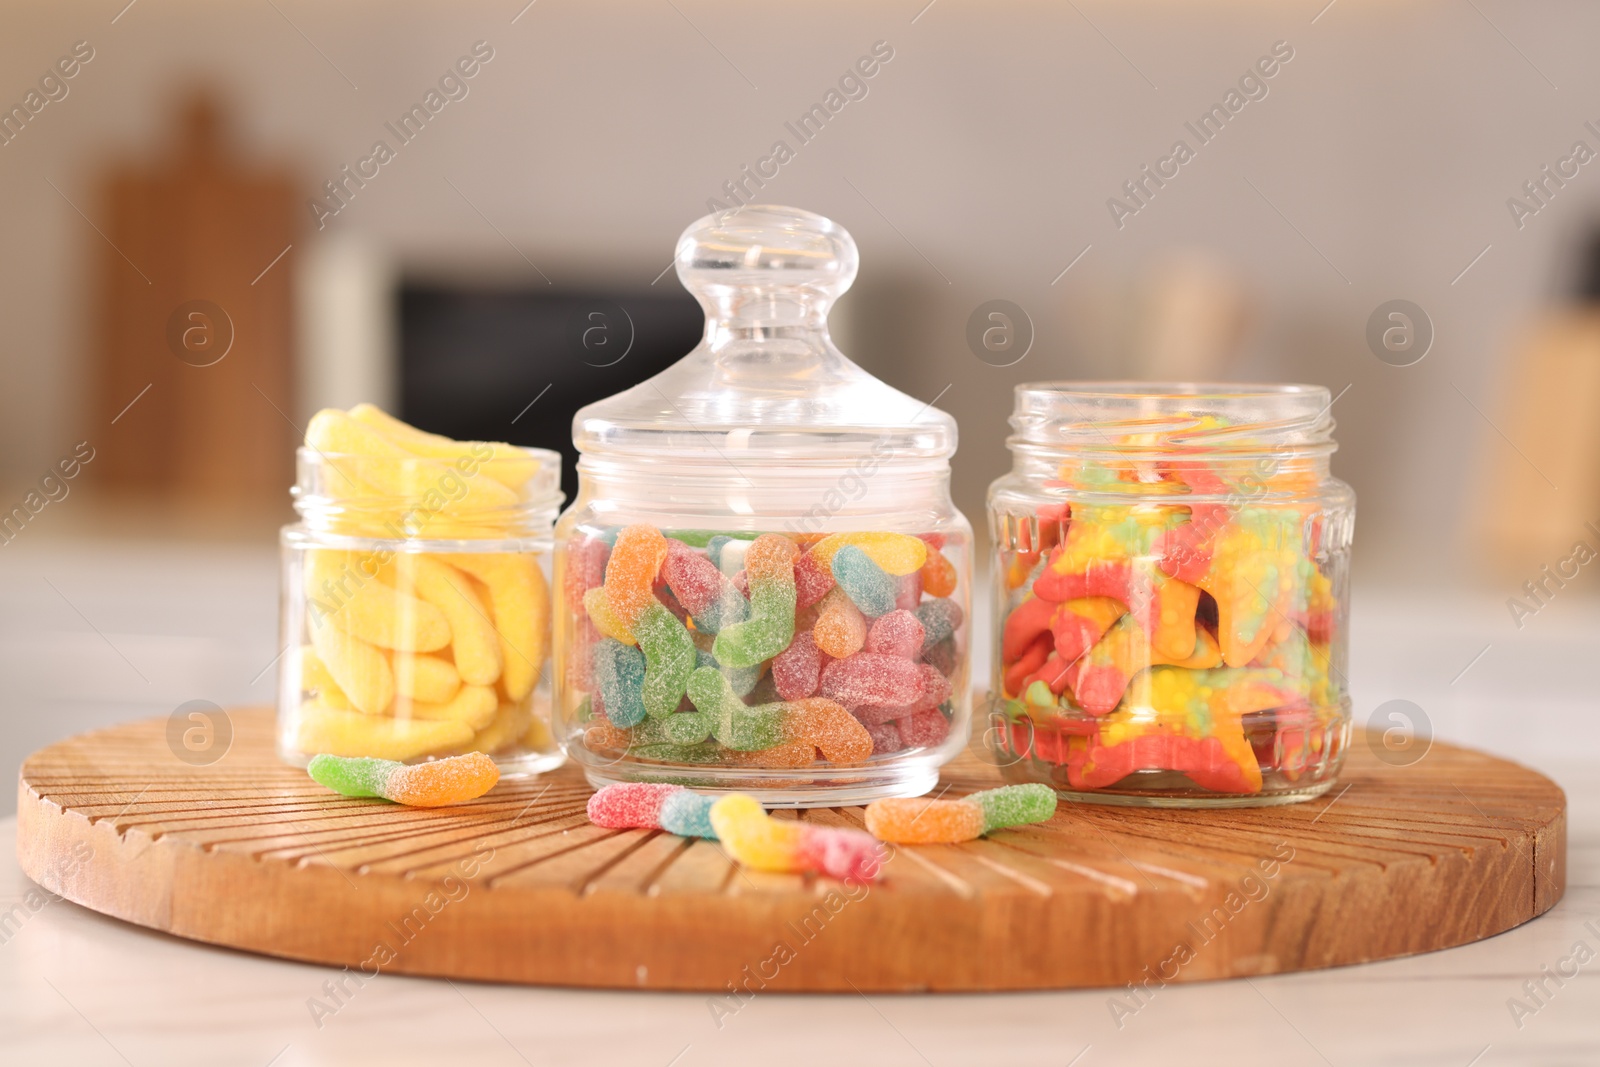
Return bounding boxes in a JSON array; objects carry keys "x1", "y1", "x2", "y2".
[
  {"x1": 709, "y1": 794, "x2": 885, "y2": 882},
  {"x1": 307, "y1": 751, "x2": 499, "y2": 807},
  {"x1": 863, "y1": 784, "x2": 1055, "y2": 844}
]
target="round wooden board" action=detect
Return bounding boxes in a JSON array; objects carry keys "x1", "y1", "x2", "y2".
[{"x1": 16, "y1": 709, "x2": 1565, "y2": 992}]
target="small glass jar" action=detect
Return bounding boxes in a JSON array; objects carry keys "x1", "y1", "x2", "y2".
[
  {"x1": 553, "y1": 205, "x2": 972, "y2": 806},
  {"x1": 278, "y1": 426, "x2": 565, "y2": 774},
  {"x1": 987, "y1": 383, "x2": 1354, "y2": 807}
]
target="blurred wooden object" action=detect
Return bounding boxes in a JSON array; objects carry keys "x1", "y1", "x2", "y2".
[
  {"x1": 1476, "y1": 310, "x2": 1600, "y2": 573},
  {"x1": 1134, "y1": 250, "x2": 1251, "y2": 381},
  {"x1": 91, "y1": 91, "x2": 298, "y2": 499}
]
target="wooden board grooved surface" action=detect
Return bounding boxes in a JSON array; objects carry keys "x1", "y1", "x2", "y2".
[{"x1": 15, "y1": 709, "x2": 1566, "y2": 991}]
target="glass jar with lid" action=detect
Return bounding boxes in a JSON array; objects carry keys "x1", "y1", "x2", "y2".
[
  {"x1": 278, "y1": 405, "x2": 564, "y2": 775},
  {"x1": 987, "y1": 383, "x2": 1353, "y2": 806},
  {"x1": 553, "y1": 205, "x2": 972, "y2": 805}
]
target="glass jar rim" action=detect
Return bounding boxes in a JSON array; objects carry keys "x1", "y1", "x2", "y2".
[{"x1": 1009, "y1": 380, "x2": 1336, "y2": 454}]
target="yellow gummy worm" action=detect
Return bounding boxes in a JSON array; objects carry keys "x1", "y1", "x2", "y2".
[
  {"x1": 807, "y1": 532, "x2": 928, "y2": 577},
  {"x1": 295, "y1": 702, "x2": 473, "y2": 760},
  {"x1": 306, "y1": 409, "x2": 519, "y2": 515},
  {"x1": 396, "y1": 684, "x2": 498, "y2": 730},
  {"x1": 708, "y1": 794, "x2": 806, "y2": 872},
  {"x1": 307, "y1": 549, "x2": 451, "y2": 653},
  {"x1": 390, "y1": 652, "x2": 462, "y2": 704},
  {"x1": 392, "y1": 554, "x2": 504, "y2": 687},
  {"x1": 347, "y1": 403, "x2": 540, "y2": 491},
  {"x1": 309, "y1": 614, "x2": 394, "y2": 715},
  {"x1": 444, "y1": 552, "x2": 548, "y2": 701}
]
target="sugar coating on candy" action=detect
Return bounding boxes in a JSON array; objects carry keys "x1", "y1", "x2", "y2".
[
  {"x1": 920, "y1": 549, "x2": 958, "y2": 598},
  {"x1": 783, "y1": 697, "x2": 872, "y2": 763},
  {"x1": 564, "y1": 535, "x2": 610, "y2": 613},
  {"x1": 658, "y1": 789, "x2": 718, "y2": 838},
  {"x1": 687, "y1": 667, "x2": 786, "y2": 750},
  {"x1": 923, "y1": 637, "x2": 957, "y2": 677},
  {"x1": 709, "y1": 794, "x2": 884, "y2": 881},
  {"x1": 831, "y1": 545, "x2": 898, "y2": 617},
  {"x1": 308, "y1": 752, "x2": 498, "y2": 807},
  {"x1": 861, "y1": 719, "x2": 903, "y2": 755},
  {"x1": 914, "y1": 598, "x2": 963, "y2": 652},
  {"x1": 808, "y1": 532, "x2": 928, "y2": 576},
  {"x1": 662, "y1": 539, "x2": 751, "y2": 634},
  {"x1": 894, "y1": 570, "x2": 923, "y2": 612},
  {"x1": 604, "y1": 525, "x2": 669, "y2": 628},
  {"x1": 307, "y1": 753, "x2": 392, "y2": 797},
  {"x1": 819, "y1": 652, "x2": 924, "y2": 711},
  {"x1": 896, "y1": 707, "x2": 951, "y2": 748},
  {"x1": 652, "y1": 577, "x2": 690, "y2": 623},
  {"x1": 772, "y1": 632, "x2": 827, "y2": 701},
  {"x1": 593, "y1": 637, "x2": 649, "y2": 728},
  {"x1": 586, "y1": 782, "x2": 681, "y2": 829},
  {"x1": 716, "y1": 536, "x2": 752, "y2": 577},
  {"x1": 584, "y1": 586, "x2": 637, "y2": 646},
  {"x1": 793, "y1": 550, "x2": 835, "y2": 609},
  {"x1": 864, "y1": 796, "x2": 985, "y2": 844},
  {"x1": 795, "y1": 825, "x2": 887, "y2": 883},
  {"x1": 633, "y1": 602, "x2": 698, "y2": 718},
  {"x1": 812, "y1": 587, "x2": 867, "y2": 660},
  {"x1": 712, "y1": 534, "x2": 798, "y2": 669},
  {"x1": 864, "y1": 610, "x2": 925, "y2": 659},
  {"x1": 966, "y1": 784, "x2": 1057, "y2": 833},
  {"x1": 735, "y1": 740, "x2": 818, "y2": 768},
  {"x1": 855, "y1": 664, "x2": 951, "y2": 723}
]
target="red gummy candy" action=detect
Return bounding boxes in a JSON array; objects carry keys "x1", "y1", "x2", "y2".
[
  {"x1": 819, "y1": 652, "x2": 924, "y2": 710},
  {"x1": 793, "y1": 549, "x2": 835, "y2": 609},
  {"x1": 897, "y1": 708, "x2": 950, "y2": 748},
  {"x1": 772, "y1": 632, "x2": 828, "y2": 701},
  {"x1": 856, "y1": 663, "x2": 952, "y2": 724},
  {"x1": 563, "y1": 535, "x2": 610, "y2": 613},
  {"x1": 859, "y1": 718, "x2": 903, "y2": 755},
  {"x1": 1002, "y1": 596, "x2": 1057, "y2": 663},
  {"x1": 894, "y1": 570, "x2": 923, "y2": 611},
  {"x1": 1004, "y1": 633, "x2": 1051, "y2": 698},
  {"x1": 864, "y1": 610, "x2": 926, "y2": 659}
]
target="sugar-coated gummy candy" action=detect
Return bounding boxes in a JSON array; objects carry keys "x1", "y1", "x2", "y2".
[
  {"x1": 297, "y1": 705, "x2": 474, "y2": 760},
  {"x1": 818, "y1": 652, "x2": 924, "y2": 711},
  {"x1": 863, "y1": 784, "x2": 1053, "y2": 844},
  {"x1": 914, "y1": 598, "x2": 963, "y2": 652},
  {"x1": 709, "y1": 794, "x2": 885, "y2": 881},
  {"x1": 439, "y1": 552, "x2": 549, "y2": 701},
  {"x1": 307, "y1": 751, "x2": 499, "y2": 807},
  {"x1": 861, "y1": 719, "x2": 903, "y2": 755},
  {"x1": 633, "y1": 602, "x2": 697, "y2": 718},
  {"x1": 808, "y1": 532, "x2": 927, "y2": 576},
  {"x1": 896, "y1": 707, "x2": 950, "y2": 748},
  {"x1": 716, "y1": 536, "x2": 752, "y2": 577},
  {"x1": 812, "y1": 587, "x2": 867, "y2": 659},
  {"x1": 604, "y1": 525, "x2": 670, "y2": 631},
  {"x1": 687, "y1": 667, "x2": 786, "y2": 750},
  {"x1": 831, "y1": 545, "x2": 897, "y2": 617},
  {"x1": 393, "y1": 553, "x2": 504, "y2": 686},
  {"x1": 793, "y1": 550, "x2": 835, "y2": 609},
  {"x1": 924, "y1": 637, "x2": 957, "y2": 678},
  {"x1": 712, "y1": 534, "x2": 798, "y2": 669},
  {"x1": 854, "y1": 664, "x2": 950, "y2": 723},
  {"x1": 564, "y1": 535, "x2": 610, "y2": 613},
  {"x1": 920, "y1": 548, "x2": 958, "y2": 598},
  {"x1": 586, "y1": 782, "x2": 681, "y2": 829},
  {"x1": 783, "y1": 697, "x2": 872, "y2": 763},
  {"x1": 864, "y1": 610, "x2": 925, "y2": 659},
  {"x1": 593, "y1": 637, "x2": 649, "y2": 728},
  {"x1": 894, "y1": 570, "x2": 923, "y2": 612},
  {"x1": 584, "y1": 586, "x2": 638, "y2": 646},
  {"x1": 659, "y1": 789, "x2": 718, "y2": 838},
  {"x1": 772, "y1": 631, "x2": 827, "y2": 701},
  {"x1": 662, "y1": 540, "x2": 751, "y2": 634},
  {"x1": 705, "y1": 535, "x2": 731, "y2": 570}
]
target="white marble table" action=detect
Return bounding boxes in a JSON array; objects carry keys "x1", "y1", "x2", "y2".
[{"x1": 2, "y1": 763, "x2": 1595, "y2": 1067}]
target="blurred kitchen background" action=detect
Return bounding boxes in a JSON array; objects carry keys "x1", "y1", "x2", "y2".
[{"x1": 3, "y1": 0, "x2": 1598, "y2": 808}]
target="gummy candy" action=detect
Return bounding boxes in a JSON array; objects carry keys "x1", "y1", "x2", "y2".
[
  {"x1": 593, "y1": 637, "x2": 649, "y2": 728},
  {"x1": 307, "y1": 751, "x2": 499, "y2": 806},
  {"x1": 772, "y1": 632, "x2": 827, "y2": 701},
  {"x1": 807, "y1": 532, "x2": 927, "y2": 576},
  {"x1": 604, "y1": 525, "x2": 669, "y2": 634},
  {"x1": 914, "y1": 598, "x2": 963, "y2": 652},
  {"x1": 864, "y1": 610, "x2": 925, "y2": 659},
  {"x1": 633, "y1": 602, "x2": 697, "y2": 718},
  {"x1": 863, "y1": 783, "x2": 1055, "y2": 843},
  {"x1": 831, "y1": 545, "x2": 898, "y2": 617},
  {"x1": 662, "y1": 539, "x2": 751, "y2": 634},
  {"x1": 712, "y1": 534, "x2": 798, "y2": 669},
  {"x1": 709, "y1": 794, "x2": 885, "y2": 882},
  {"x1": 818, "y1": 652, "x2": 924, "y2": 711},
  {"x1": 660, "y1": 789, "x2": 719, "y2": 837},
  {"x1": 585, "y1": 782, "x2": 716, "y2": 838},
  {"x1": 793, "y1": 550, "x2": 836, "y2": 609},
  {"x1": 812, "y1": 587, "x2": 867, "y2": 659}
]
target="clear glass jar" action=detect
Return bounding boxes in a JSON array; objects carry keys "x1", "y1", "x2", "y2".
[
  {"x1": 987, "y1": 383, "x2": 1353, "y2": 807},
  {"x1": 278, "y1": 412, "x2": 565, "y2": 775},
  {"x1": 554, "y1": 205, "x2": 972, "y2": 806}
]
